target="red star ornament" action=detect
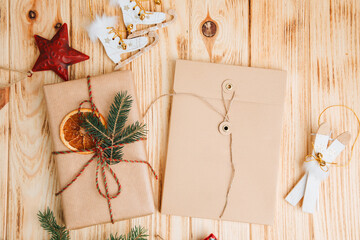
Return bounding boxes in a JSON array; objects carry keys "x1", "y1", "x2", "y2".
[
  {"x1": 204, "y1": 234, "x2": 218, "y2": 240},
  {"x1": 32, "y1": 23, "x2": 89, "y2": 81}
]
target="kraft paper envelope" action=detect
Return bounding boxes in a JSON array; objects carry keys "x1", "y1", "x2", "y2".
[
  {"x1": 44, "y1": 71, "x2": 154, "y2": 229},
  {"x1": 161, "y1": 60, "x2": 286, "y2": 225}
]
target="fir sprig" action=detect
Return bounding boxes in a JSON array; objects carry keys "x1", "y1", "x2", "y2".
[
  {"x1": 114, "y1": 121, "x2": 147, "y2": 145},
  {"x1": 37, "y1": 208, "x2": 70, "y2": 240},
  {"x1": 81, "y1": 112, "x2": 109, "y2": 141},
  {"x1": 81, "y1": 92, "x2": 146, "y2": 163},
  {"x1": 38, "y1": 209, "x2": 149, "y2": 240},
  {"x1": 107, "y1": 92, "x2": 133, "y2": 139},
  {"x1": 108, "y1": 226, "x2": 148, "y2": 240}
]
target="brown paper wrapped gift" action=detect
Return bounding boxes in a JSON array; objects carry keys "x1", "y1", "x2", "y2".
[
  {"x1": 161, "y1": 60, "x2": 286, "y2": 225},
  {"x1": 44, "y1": 71, "x2": 155, "y2": 229}
]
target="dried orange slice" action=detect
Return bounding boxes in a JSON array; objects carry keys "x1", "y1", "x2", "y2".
[{"x1": 59, "y1": 108, "x2": 106, "y2": 154}]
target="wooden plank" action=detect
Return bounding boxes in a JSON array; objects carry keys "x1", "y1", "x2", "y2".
[
  {"x1": 154, "y1": 0, "x2": 191, "y2": 239},
  {"x1": 250, "y1": 0, "x2": 312, "y2": 239},
  {"x1": 6, "y1": 0, "x2": 70, "y2": 239},
  {"x1": 0, "y1": 0, "x2": 9, "y2": 238},
  {"x1": 309, "y1": 0, "x2": 360, "y2": 239},
  {"x1": 187, "y1": 0, "x2": 250, "y2": 239}
]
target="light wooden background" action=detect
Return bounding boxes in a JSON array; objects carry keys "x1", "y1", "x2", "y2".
[{"x1": 0, "y1": 0, "x2": 360, "y2": 239}]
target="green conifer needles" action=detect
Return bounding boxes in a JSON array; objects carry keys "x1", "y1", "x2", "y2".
[
  {"x1": 38, "y1": 208, "x2": 149, "y2": 240},
  {"x1": 37, "y1": 208, "x2": 70, "y2": 240},
  {"x1": 81, "y1": 92, "x2": 146, "y2": 163},
  {"x1": 108, "y1": 226, "x2": 149, "y2": 240}
]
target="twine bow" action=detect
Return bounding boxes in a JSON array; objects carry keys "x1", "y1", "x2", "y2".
[
  {"x1": 304, "y1": 152, "x2": 330, "y2": 172},
  {"x1": 53, "y1": 76, "x2": 158, "y2": 224}
]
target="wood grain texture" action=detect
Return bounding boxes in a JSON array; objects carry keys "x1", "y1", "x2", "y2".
[
  {"x1": 250, "y1": 0, "x2": 312, "y2": 239},
  {"x1": 0, "y1": 0, "x2": 9, "y2": 238},
  {"x1": 309, "y1": 1, "x2": 360, "y2": 239},
  {"x1": 6, "y1": 1, "x2": 70, "y2": 239},
  {"x1": 0, "y1": 0, "x2": 360, "y2": 239}
]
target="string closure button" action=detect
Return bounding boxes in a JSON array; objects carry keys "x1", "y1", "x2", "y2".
[
  {"x1": 222, "y1": 79, "x2": 236, "y2": 93},
  {"x1": 219, "y1": 121, "x2": 231, "y2": 135}
]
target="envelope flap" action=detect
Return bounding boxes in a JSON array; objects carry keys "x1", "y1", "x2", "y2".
[{"x1": 174, "y1": 60, "x2": 286, "y2": 105}]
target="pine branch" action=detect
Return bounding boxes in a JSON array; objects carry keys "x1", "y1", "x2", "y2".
[
  {"x1": 81, "y1": 113, "x2": 108, "y2": 142},
  {"x1": 107, "y1": 92, "x2": 132, "y2": 138},
  {"x1": 80, "y1": 92, "x2": 147, "y2": 163},
  {"x1": 106, "y1": 92, "x2": 132, "y2": 161},
  {"x1": 103, "y1": 144, "x2": 124, "y2": 164},
  {"x1": 38, "y1": 208, "x2": 70, "y2": 240},
  {"x1": 114, "y1": 122, "x2": 147, "y2": 146},
  {"x1": 108, "y1": 226, "x2": 148, "y2": 240},
  {"x1": 38, "y1": 208, "x2": 148, "y2": 240}
]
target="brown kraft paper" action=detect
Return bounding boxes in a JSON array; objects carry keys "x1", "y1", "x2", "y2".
[
  {"x1": 161, "y1": 60, "x2": 287, "y2": 225},
  {"x1": 43, "y1": 71, "x2": 155, "y2": 229}
]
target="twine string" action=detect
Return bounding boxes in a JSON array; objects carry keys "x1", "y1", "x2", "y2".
[
  {"x1": 0, "y1": 66, "x2": 32, "y2": 75},
  {"x1": 304, "y1": 152, "x2": 329, "y2": 172},
  {"x1": 143, "y1": 88, "x2": 236, "y2": 218},
  {"x1": 317, "y1": 105, "x2": 360, "y2": 168},
  {"x1": 221, "y1": 90, "x2": 235, "y2": 122},
  {"x1": 219, "y1": 92, "x2": 235, "y2": 219},
  {"x1": 53, "y1": 76, "x2": 157, "y2": 224},
  {"x1": 0, "y1": 66, "x2": 33, "y2": 88},
  {"x1": 143, "y1": 91, "x2": 233, "y2": 120}
]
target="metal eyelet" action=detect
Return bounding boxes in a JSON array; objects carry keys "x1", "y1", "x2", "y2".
[
  {"x1": 226, "y1": 83, "x2": 233, "y2": 90},
  {"x1": 219, "y1": 121, "x2": 231, "y2": 135},
  {"x1": 222, "y1": 79, "x2": 236, "y2": 93}
]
